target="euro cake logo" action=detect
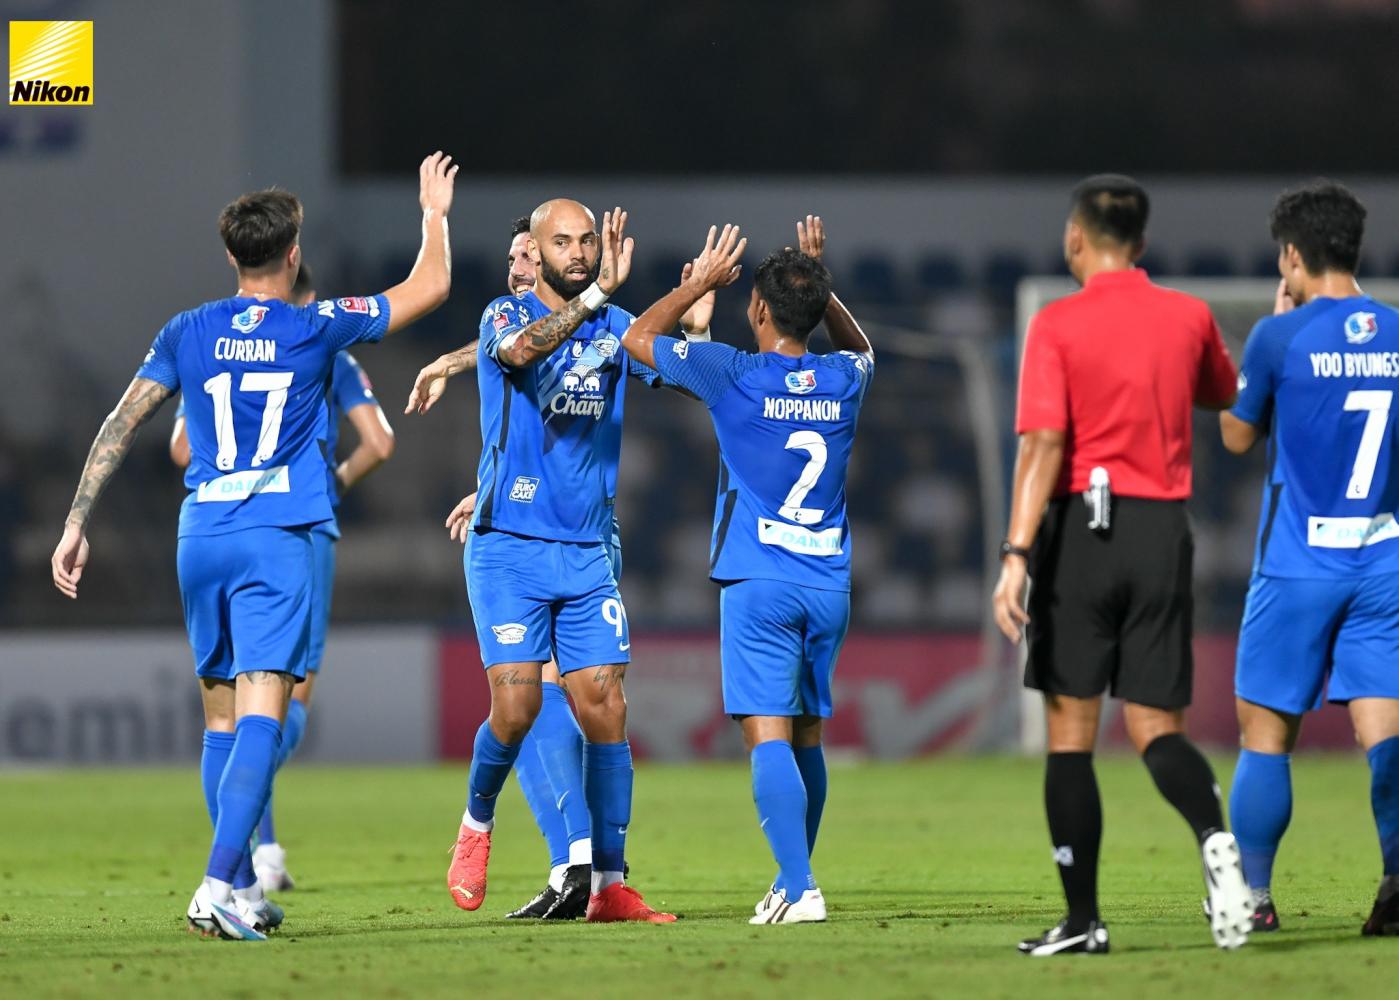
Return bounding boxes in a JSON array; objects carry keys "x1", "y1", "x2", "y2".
[{"x1": 10, "y1": 21, "x2": 93, "y2": 106}]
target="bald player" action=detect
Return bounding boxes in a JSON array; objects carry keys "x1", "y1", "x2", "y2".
[{"x1": 421, "y1": 200, "x2": 676, "y2": 923}]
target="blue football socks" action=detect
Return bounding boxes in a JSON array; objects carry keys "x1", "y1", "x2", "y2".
[
  {"x1": 1230, "y1": 748, "x2": 1293, "y2": 889},
  {"x1": 465, "y1": 722, "x2": 522, "y2": 828},
  {"x1": 1367, "y1": 736, "x2": 1399, "y2": 876},
  {"x1": 256, "y1": 697, "x2": 308, "y2": 846},
  {"x1": 584, "y1": 740, "x2": 633, "y2": 883},
  {"x1": 752, "y1": 740, "x2": 814, "y2": 900},
  {"x1": 793, "y1": 743, "x2": 827, "y2": 855},
  {"x1": 206, "y1": 715, "x2": 282, "y2": 884},
  {"x1": 516, "y1": 728, "x2": 571, "y2": 869}
]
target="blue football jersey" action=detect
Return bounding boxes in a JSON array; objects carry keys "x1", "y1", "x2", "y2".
[
  {"x1": 321, "y1": 351, "x2": 379, "y2": 512},
  {"x1": 470, "y1": 292, "x2": 661, "y2": 544},
  {"x1": 652, "y1": 336, "x2": 873, "y2": 591},
  {"x1": 138, "y1": 295, "x2": 389, "y2": 536},
  {"x1": 1233, "y1": 295, "x2": 1399, "y2": 577}
]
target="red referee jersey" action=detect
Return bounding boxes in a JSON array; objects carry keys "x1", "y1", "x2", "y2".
[{"x1": 1016, "y1": 268, "x2": 1237, "y2": 500}]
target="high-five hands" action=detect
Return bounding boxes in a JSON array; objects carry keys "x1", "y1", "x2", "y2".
[
  {"x1": 598, "y1": 208, "x2": 634, "y2": 295},
  {"x1": 684, "y1": 225, "x2": 748, "y2": 295}
]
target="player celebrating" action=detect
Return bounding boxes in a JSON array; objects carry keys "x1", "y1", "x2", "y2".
[
  {"x1": 618, "y1": 218, "x2": 873, "y2": 925},
  {"x1": 417, "y1": 211, "x2": 713, "y2": 919},
  {"x1": 436, "y1": 199, "x2": 674, "y2": 923},
  {"x1": 171, "y1": 262, "x2": 397, "y2": 894},
  {"x1": 1222, "y1": 180, "x2": 1399, "y2": 937},
  {"x1": 50, "y1": 151, "x2": 458, "y2": 940}
]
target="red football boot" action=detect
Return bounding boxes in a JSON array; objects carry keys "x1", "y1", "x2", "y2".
[
  {"x1": 446, "y1": 824, "x2": 491, "y2": 911},
  {"x1": 586, "y1": 883, "x2": 677, "y2": 923}
]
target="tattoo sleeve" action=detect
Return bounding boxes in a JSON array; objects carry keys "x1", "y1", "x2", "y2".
[
  {"x1": 498, "y1": 297, "x2": 595, "y2": 368},
  {"x1": 66, "y1": 377, "x2": 172, "y2": 529}
]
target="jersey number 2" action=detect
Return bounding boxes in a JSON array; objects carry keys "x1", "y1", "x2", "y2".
[
  {"x1": 779, "y1": 430, "x2": 829, "y2": 524},
  {"x1": 204, "y1": 370, "x2": 294, "y2": 471},
  {"x1": 1345, "y1": 389, "x2": 1392, "y2": 500}
]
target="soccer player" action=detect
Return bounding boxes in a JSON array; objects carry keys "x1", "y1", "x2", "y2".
[
  {"x1": 993, "y1": 175, "x2": 1251, "y2": 956},
  {"x1": 429, "y1": 199, "x2": 674, "y2": 923},
  {"x1": 170, "y1": 262, "x2": 397, "y2": 894},
  {"x1": 1222, "y1": 179, "x2": 1399, "y2": 937},
  {"x1": 416, "y1": 212, "x2": 712, "y2": 919},
  {"x1": 50, "y1": 151, "x2": 458, "y2": 940},
  {"x1": 618, "y1": 218, "x2": 873, "y2": 925}
]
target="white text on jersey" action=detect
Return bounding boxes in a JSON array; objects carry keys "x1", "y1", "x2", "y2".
[
  {"x1": 214, "y1": 338, "x2": 277, "y2": 363},
  {"x1": 1309, "y1": 351, "x2": 1399, "y2": 379},
  {"x1": 762, "y1": 397, "x2": 842, "y2": 421}
]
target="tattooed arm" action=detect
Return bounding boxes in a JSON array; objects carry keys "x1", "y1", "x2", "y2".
[
  {"x1": 52, "y1": 376, "x2": 172, "y2": 598},
  {"x1": 404, "y1": 340, "x2": 479, "y2": 415}
]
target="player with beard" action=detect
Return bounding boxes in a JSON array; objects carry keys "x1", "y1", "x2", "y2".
[
  {"x1": 409, "y1": 200, "x2": 679, "y2": 922},
  {"x1": 412, "y1": 214, "x2": 711, "y2": 919}
]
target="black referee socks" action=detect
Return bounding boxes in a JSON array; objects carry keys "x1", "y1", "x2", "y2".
[
  {"x1": 1142, "y1": 732, "x2": 1225, "y2": 843},
  {"x1": 1044, "y1": 752, "x2": 1102, "y2": 928}
]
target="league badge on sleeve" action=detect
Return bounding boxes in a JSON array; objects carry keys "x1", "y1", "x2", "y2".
[
  {"x1": 337, "y1": 297, "x2": 380, "y2": 318},
  {"x1": 1345, "y1": 311, "x2": 1378, "y2": 345}
]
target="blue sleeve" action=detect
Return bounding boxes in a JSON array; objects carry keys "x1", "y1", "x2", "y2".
[
  {"x1": 135, "y1": 315, "x2": 183, "y2": 390},
  {"x1": 651, "y1": 335, "x2": 746, "y2": 407},
  {"x1": 480, "y1": 297, "x2": 531, "y2": 364},
  {"x1": 835, "y1": 349, "x2": 875, "y2": 400},
  {"x1": 332, "y1": 352, "x2": 377, "y2": 414},
  {"x1": 1231, "y1": 316, "x2": 1288, "y2": 427},
  {"x1": 314, "y1": 295, "x2": 391, "y2": 352},
  {"x1": 627, "y1": 355, "x2": 665, "y2": 387}
]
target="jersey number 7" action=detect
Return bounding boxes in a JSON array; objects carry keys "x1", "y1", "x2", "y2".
[
  {"x1": 1345, "y1": 389, "x2": 1393, "y2": 501},
  {"x1": 204, "y1": 370, "x2": 294, "y2": 471}
]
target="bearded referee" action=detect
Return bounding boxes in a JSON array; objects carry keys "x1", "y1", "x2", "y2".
[{"x1": 991, "y1": 174, "x2": 1253, "y2": 956}]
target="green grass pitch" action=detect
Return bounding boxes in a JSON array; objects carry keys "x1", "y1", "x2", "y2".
[{"x1": 1, "y1": 755, "x2": 1391, "y2": 998}]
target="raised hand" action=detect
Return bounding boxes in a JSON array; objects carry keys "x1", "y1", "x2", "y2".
[
  {"x1": 419, "y1": 151, "x2": 459, "y2": 216},
  {"x1": 797, "y1": 214, "x2": 825, "y2": 260},
  {"x1": 1274, "y1": 277, "x2": 1295, "y2": 316},
  {"x1": 405, "y1": 355, "x2": 453, "y2": 414},
  {"x1": 597, "y1": 207, "x2": 634, "y2": 295},
  {"x1": 445, "y1": 492, "x2": 478, "y2": 543},
  {"x1": 678, "y1": 262, "x2": 716, "y2": 334},
  {"x1": 51, "y1": 523, "x2": 90, "y2": 599},
  {"x1": 684, "y1": 224, "x2": 747, "y2": 294}
]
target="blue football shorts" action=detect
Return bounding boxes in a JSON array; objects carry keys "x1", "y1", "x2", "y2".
[
  {"x1": 306, "y1": 523, "x2": 338, "y2": 674},
  {"x1": 719, "y1": 577, "x2": 851, "y2": 718},
  {"x1": 1236, "y1": 570, "x2": 1399, "y2": 714},
  {"x1": 465, "y1": 528, "x2": 630, "y2": 673},
  {"x1": 177, "y1": 525, "x2": 314, "y2": 681}
]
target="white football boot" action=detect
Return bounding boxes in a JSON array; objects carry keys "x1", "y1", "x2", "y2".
[{"x1": 749, "y1": 888, "x2": 827, "y2": 925}]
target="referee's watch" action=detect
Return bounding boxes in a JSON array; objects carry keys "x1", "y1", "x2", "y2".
[{"x1": 999, "y1": 540, "x2": 1031, "y2": 562}]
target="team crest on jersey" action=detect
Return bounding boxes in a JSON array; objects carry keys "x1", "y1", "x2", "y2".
[
  {"x1": 785, "y1": 370, "x2": 818, "y2": 395},
  {"x1": 593, "y1": 336, "x2": 618, "y2": 358},
  {"x1": 1345, "y1": 311, "x2": 1378, "y2": 345},
  {"x1": 337, "y1": 296, "x2": 379, "y2": 317},
  {"x1": 491, "y1": 623, "x2": 528, "y2": 645},
  {"x1": 231, "y1": 304, "x2": 270, "y2": 334}
]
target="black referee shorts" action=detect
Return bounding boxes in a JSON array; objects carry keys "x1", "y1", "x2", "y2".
[{"x1": 1025, "y1": 496, "x2": 1194, "y2": 710}]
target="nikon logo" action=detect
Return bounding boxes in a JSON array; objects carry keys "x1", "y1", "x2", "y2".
[{"x1": 9, "y1": 21, "x2": 93, "y2": 106}]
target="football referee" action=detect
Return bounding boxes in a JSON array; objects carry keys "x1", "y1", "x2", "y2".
[{"x1": 992, "y1": 175, "x2": 1252, "y2": 956}]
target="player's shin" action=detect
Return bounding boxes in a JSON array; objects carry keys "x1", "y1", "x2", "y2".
[
  {"x1": 1142, "y1": 733, "x2": 1225, "y2": 842},
  {"x1": 1366, "y1": 736, "x2": 1399, "y2": 876},
  {"x1": 793, "y1": 743, "x2": 827, "y2": 855},
  {"x1": 1229, "y1": 749, "x2": 1293, "y2": 890},
  {"x1": 583, "y1": 740, "x2": 633, "y2": 892},
  {"x1": 206, "y1": 715, "x2": 282, "y2": 904},
  {"x1": 751, "y1": 740, "x2": 814, "y2": 901},
  {"x1": 534, "y1": 681, "x2": 591, "y2": 860},
  {"x1": 1045, "y1": 752, "x2": 1102, "y2": 928},
  {"x1": 257, "y1": 698, "x2": 308, "y2": 847},
  {"x1": 465, "y1": 722, "x2": 524, "y2": 830},
  {"x1": 515, "y1": 728, "x2": 571, "y2": 876}
]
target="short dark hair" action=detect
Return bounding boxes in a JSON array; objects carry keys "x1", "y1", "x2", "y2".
[
  {"x1": 292, "y1": 262, "x2": 314, "y2": 299},
  {"x1": 754, "y1": 248, "x2": 832, "y2": 339},
  {"x1": 1070, "y1": 174, "x2": 1149, "y2": 247},
  {"x1": 510, "y1": 216, "x2": 531, "y2": 238},
  {"x1": 1269, "y1": 179, "x2": 1366, "y2": 276},
  {"x1": 218, "y1": 189, "x2": 303, "y2": 270}
]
